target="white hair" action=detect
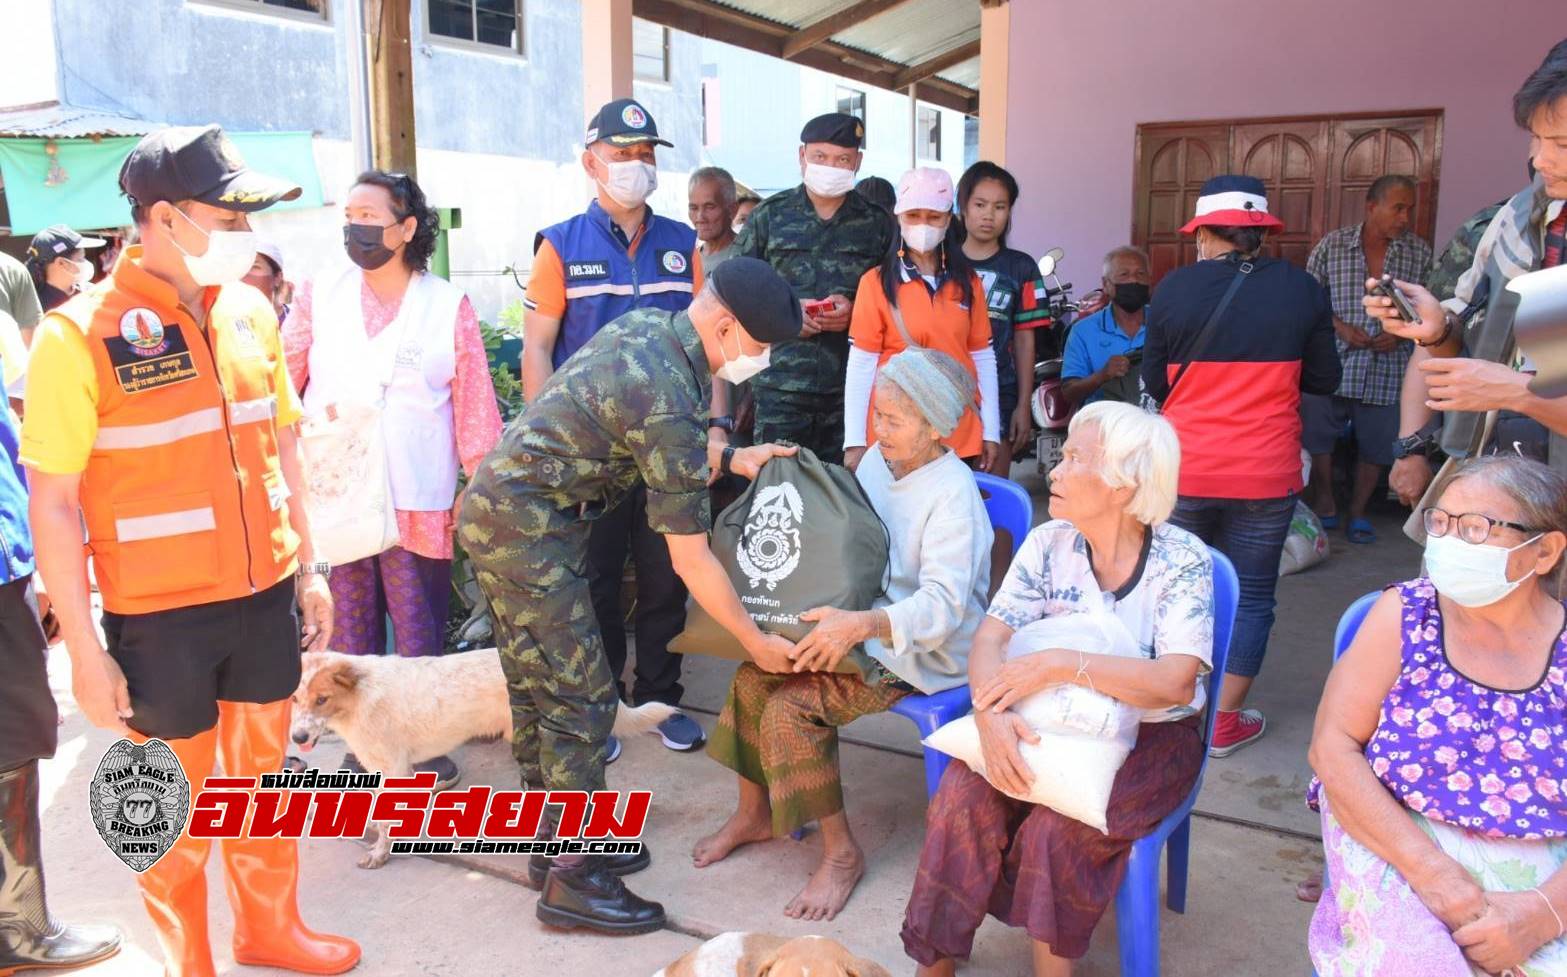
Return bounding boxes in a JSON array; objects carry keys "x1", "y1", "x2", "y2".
[
  {"x1": 1102, "y1": 245, "x2": 1150, "y2": 280},
  {"x1": 1068, "y1": 401, "x2": 1181, "y2": 525}
]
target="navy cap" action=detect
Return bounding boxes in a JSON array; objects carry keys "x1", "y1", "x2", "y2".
[
  {"x1": 26, "y1": 224, "x2": 107, "y2": 265},
  {"x1": 585, "y1": 98, "x2": 672, "y2": 148},
  {"x1": 119, "y1": 124, "x2": 301, "y2": 213},
  {"x1": 800, "y1": 113, "x2": 865, "y2": 149},
  {"x1": 710, "y1": 257, "x2": 802, "y2": 345}
]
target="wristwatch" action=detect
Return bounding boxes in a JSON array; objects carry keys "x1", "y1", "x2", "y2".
[
  {"x1": 708, "y1": 415, "x2": 735, "y2": 434},
  {"x1": 298, "y1": 561, "x2": 332, "y2": 579},
  {"x1": 720, "y1": 445, "x2": 737, "y2": 476},
  {"x1": 1391, "y1": 434, "x2": 1433, "y2": 460}
]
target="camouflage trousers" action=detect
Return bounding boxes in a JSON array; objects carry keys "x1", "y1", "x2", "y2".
[
  {"x1": 460, "y1": 503, "x2": 617, "y2": 793},
  {"x1": 752, "y1": 385, "x2": 845, "y2": 465}
]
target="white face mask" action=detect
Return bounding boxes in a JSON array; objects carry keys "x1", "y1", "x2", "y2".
[
  {"x1": 901, "y1": 221, "x2": 945, "y2": 255},
  {"x1": 73, "y1": 258, "x2": 94, "y2": 289},
  {"x1": 1424, "y1": 532, "x2": 1542, "y2": 607},
  {"x1": 715, "y1": 325, "x2": 770, "y2": 384},
  {"x1": 802, "y1": 162, "x2": 856, "y2": 199},
  {"x1": 593, "y1": 151, "x2": 657, "y2": 209},
  {"x1": 171, "y1": 207, "x2": 257, "y2": 286}
]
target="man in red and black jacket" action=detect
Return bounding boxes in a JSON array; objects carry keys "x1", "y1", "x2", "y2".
[{"x1": 1143, "y1": 174, "x2": 1340, "y2": 759}]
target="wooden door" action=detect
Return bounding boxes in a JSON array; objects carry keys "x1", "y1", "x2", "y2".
[
  {"x1": 1233, "y1": 120, "x2": 1328, "y2": 268},
  {"x1": 1134, "y1": 125, "x2": 1229, "y2": 283},
  {"x1": 1133, "y1": 110, "x2": 1443, "y2": 284}
]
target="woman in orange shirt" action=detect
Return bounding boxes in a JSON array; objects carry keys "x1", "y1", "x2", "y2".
[{"x1": 843, "y1": 167, "x2": 999, "y2": 472}]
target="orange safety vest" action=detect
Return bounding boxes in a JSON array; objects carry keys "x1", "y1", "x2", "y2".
[{"x1": 55, "y1": 249, "x2": 298, "y2": 615}]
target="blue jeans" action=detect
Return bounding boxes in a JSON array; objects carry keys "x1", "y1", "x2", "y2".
[{"x1": 1168, "y1": 494, "x2": 1296, "y2": 680}]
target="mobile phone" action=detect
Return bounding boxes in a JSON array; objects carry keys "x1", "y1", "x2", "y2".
[
  {"x1": 1369, "y1": 274, "x2": 1421, "y2": 323},
  {"x1": 802, "y1": 299, "x2": 835, "y2": 317}
]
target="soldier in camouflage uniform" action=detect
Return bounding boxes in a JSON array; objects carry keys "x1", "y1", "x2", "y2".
[
  {"x1": 735, "y1": 113, "x2": 896, "y2": 464},
  {"x1": 1425, "y1": 201, "x2": 1503, "y2": 302},
  {"x1": 458, "y1": 258, "x2": 801, "y2": 934}
]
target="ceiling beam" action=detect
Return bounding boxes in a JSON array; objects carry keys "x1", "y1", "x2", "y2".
[
  {"x1": 781, "y1": 0, "x2": 919, "y2": 60},
  {"x1": 632, "y1": 0, "x2": 979, "y2": 114},
  {"x1": 890, "y1": 38, "x2": 980, "y2": 90}
]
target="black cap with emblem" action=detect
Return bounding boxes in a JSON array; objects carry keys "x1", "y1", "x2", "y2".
[
  {"x1": 799, "y1": 113, "x2": 865, "y2": 149},
  {"x1": 710, "y1": 256, "x2": 802, "y2": 345},
  {"x1": 585, "y1": 98, "x2": 673, "y2": 149},
  {"x1": 118, "y1": 124, "x2": 302, "y2": 213}
]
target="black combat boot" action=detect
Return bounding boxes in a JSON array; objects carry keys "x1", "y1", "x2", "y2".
[
  {"x1": 534, "y1": 856, "x2": 665, "y2": 935},
  {"x1": 526, "y1": 847, "x2": 650, "y2": 890},
  {"x1": 0, "y1": 761, "x2": 121, "y2": 974}
]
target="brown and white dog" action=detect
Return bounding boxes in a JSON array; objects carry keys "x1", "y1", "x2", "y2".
[
  {"x1": 653, "y1": 934, "x2": 893, "y2": 977},
  {"x1": 290, "y1": 649, "x2": 675, "y2": 869}
]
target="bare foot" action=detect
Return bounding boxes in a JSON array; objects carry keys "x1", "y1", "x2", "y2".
[
  {"x1": 784, "y1": 843, "x2": 865, "y2": 921},
  {"x1": 1296, "y1": 869, "x2": 1323, "y2": 903},
  {"x1": 692, "y1": 810, "x2": 773, "y2": 868}
]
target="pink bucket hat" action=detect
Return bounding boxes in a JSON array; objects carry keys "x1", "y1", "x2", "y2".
[{"x1": 894, "y1": 167, "x2": 954, "y2": 215}]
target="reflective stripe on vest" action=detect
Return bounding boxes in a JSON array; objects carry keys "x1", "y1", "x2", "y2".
[
  {"x1": 115, "y1": 506, "x2": 218, "y2": 542},
  {"x1": 92, "y1": 396, "x2": 274, "y2": 451},
  {"x1": 541, "y1": 204, "x2": 697, "y2": 369}
]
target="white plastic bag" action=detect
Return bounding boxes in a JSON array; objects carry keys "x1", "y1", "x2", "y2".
[
  {"x1": 1278, "y1": 500, "x2": 1329, "y2": 577},
  {"x1": 924, "y1": 613, "x2": 1144, "y2": 832}
]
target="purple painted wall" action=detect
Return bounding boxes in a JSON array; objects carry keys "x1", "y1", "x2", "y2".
[{"x1": 1003, "y1": 0, "x2": 1563, "y2": 283}]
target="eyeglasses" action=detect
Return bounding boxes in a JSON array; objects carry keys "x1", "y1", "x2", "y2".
[{"x1": 1423, "y1": 507, "x2": 1540, "y2": 545}]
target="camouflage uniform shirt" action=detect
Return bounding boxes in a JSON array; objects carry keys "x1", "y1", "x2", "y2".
[
  {"x1": 735, "y1": 185, "x2": 895, "y2": 395},
  {"x1": 1426, "y1": 202, "x2": 1503, "y2": 303},
  {"x1": 465, "y1": 308, "x2": 713, "y2": 552}
]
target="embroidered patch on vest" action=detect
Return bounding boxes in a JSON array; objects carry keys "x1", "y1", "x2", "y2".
[
  {"x1": 565, "y1": 261, "x2": 610, "y2": 281},
  {"x1": 658, "y1": 250, "x2": 690, "y2": 276},
  {"x1": 119, "y1": 308, "x2": 167, "y2": 354},
  {"x1": 105, "y1": 324, "x2": 200, "y2": 394}
]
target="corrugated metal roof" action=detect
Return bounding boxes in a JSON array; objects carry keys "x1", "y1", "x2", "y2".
[
  {"x1": 684, "y1": 0, "x2": 982, "y2": 109},
  {"x1": 830, "y1": 2, "x2": 980, "y2": 83},
  {"x1": 0, "y1": 102, "x2": 161, "y2": 139}
]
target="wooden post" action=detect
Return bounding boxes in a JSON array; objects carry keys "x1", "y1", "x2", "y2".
[
  {"x1": 364, "y1": 0, "x2": 417, "y2": 175},
  {"x1": 978, "y1": 0, "x2": 1010, "y2": 164},
  {"x1": 582, "y1": 0, "x2": 634, "y2": 119}
]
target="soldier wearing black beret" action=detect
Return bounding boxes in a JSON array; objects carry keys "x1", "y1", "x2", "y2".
[{"x1": 733, "y1": 113, "x2": 895, "y2": 465}]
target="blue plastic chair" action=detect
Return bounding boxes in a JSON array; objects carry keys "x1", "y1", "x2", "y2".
[
  {"x1": 888, "y1": 471, "x2": 1034, "y2": 797},
  {"x1": 1309, "y1": 591, "x2": 1381, "y2": 975},
  {"x1": 1335, "y1": 592, "x2": 1380, "y2": 661},
  {"x1": 1112, "y1": 547, "x2": 1239, "y2": 977}
]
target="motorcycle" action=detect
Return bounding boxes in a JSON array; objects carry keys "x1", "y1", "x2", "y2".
[{"x1": 1029, "y1": 247, "x2": 1103, "y2": 474}]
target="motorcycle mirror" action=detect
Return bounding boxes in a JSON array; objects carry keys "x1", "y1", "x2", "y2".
[
  {"x1": 1046, "y1": 246, "x2": 1065, "y2": 263},
  {"x1": 1038, "y1": 254, "x2": 1057, "y2": 277}
]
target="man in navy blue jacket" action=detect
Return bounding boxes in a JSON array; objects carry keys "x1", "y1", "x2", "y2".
[{"x1": 519, "y1": 99, "x2": 716, "y2": 753}]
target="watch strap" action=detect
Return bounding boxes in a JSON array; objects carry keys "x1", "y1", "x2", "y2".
[{"x1": 720, "y1": 445, "x2": 736, "y2": 476}]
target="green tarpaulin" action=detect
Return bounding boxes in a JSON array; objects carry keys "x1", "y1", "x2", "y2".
[{"x1": 0, "y1": 131, "x2": 323, "y2": 235}]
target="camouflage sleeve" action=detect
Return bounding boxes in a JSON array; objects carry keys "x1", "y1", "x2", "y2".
[
  {"x1": 1425, "y1": 208, "x2": 1495, "y2": 303},
  {"x1": 625, "y1": 411, "x2": 712, "y2": 535},
  {"x1": 734, "y1": 204, "x2": 765, "y2": 260}
]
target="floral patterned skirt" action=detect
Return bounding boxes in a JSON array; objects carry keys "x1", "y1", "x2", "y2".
[{"x1": 1310, "y1": 793, "x2": 1567, "y2": 976}]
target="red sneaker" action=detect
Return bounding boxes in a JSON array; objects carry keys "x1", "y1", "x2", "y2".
[{"x1": 1208, "y1": 708, "x2": 1266, "y2": 758}]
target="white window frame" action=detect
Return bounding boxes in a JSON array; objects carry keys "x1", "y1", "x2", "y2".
[{"x1": 426, "y1": 0, "x2": 526, "y2": 58}]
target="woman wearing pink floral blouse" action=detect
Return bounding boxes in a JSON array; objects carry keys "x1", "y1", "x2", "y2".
[
  {"x1": 1309, "y1": 456, "x2": 1567, "y2": 977},
  {"x1": 282, "y1": 171, "x2": 501, "y2": 663}
]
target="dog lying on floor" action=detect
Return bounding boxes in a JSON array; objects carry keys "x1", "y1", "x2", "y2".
[
  {"x1": 653, "y1": 933, "x2": 893, "y2": 977},
  {"x1": 289, "y1": 649, "x2": 675, "y2": 869}
]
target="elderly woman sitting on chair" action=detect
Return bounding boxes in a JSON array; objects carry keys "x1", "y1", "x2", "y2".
[
  {"x1": 694, "y1": 348, "x2": 993, "y2": 922},
  {"x1": 902, "y1": 401, "x2": 1215, "y2": 977},
  {"x1": 1309, "y1": 455, "x2": 1567, "y2": 977}
]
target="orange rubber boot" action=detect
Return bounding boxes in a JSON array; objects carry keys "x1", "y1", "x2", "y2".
[
  {"x1": 130, "y1": 728, "x2": 219, "y2": 977},
  {"x1": 215, "y1": 700, "x2": 360, "y2": 975}
]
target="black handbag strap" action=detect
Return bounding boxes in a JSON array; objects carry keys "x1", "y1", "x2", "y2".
[{"x1": 1164, "y1": 259, "x2": 1254, "y2": 406}]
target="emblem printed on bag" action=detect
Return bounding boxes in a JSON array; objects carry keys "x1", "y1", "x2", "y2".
[
  {"x1": 90, "y1": 739, "x2": 190, "y2": 872},
  {"x1": 736, "y1": 482, "x2": 804, "y2": 591}
]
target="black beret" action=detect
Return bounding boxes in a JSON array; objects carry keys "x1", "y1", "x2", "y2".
[
  {"x1": 800, "y1": 112, "x2": 865, "y2": 149},
  {"x1": 710, "y1": 257, "x2": 802, "y2": 345}
]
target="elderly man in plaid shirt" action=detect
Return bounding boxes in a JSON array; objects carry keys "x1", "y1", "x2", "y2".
[{"x1": 1301, "y1": 175, "x2": 1433, "y2": 544}]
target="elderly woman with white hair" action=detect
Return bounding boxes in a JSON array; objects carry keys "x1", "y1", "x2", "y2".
[
  {"x1": 695, "y1": 348, "x2": 994, "y2": 924},
  {"x1": 903, "y1": 401, "x2": 1215, "y2": 977}
]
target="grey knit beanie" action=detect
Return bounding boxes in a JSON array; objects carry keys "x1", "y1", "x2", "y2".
[{"x1": 877, "y1": 348, "x2": 975, "y2": 437}]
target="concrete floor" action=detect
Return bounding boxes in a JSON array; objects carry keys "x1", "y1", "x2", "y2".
[{"x1": 39, "y1": 468, "x2": 1425, "y2": 977}]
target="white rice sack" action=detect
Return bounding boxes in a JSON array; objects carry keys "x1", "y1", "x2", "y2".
[{"x1": 924, "y1": 615, "x2": 1144, "y2": 833}]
